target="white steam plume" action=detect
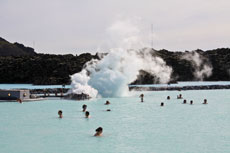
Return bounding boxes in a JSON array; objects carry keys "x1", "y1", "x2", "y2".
[
  {"x1": 69, "y1": 19, "x2": 172, "y2": 98},
  {"x1": 181, "y1": 51, "x2": 212, "y2": 81},
  {"x1": 70, "y1": 69, "x2": 98, "y2": 98}
]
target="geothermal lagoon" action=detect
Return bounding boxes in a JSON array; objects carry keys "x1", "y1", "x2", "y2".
[
  {"x1": 0, "y1": 84, "x2": 230, "y2": 153},
  {"x1": 2, "y1": 1, "x2": 230, "y2": 152}
]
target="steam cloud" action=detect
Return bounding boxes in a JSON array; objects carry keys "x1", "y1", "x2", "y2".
[
  {"x1": 181, "y1": 51, "x2": 212, "y2": 81},
  {"x1": 69, "y1": 19, "x2": 172, "y2": 98}
]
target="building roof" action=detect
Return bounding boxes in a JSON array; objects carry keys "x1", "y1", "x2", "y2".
[{"x1": 0, "y1": 89, "x2": 30, "y2": 92}]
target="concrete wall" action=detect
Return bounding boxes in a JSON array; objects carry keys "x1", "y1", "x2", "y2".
[{"x1": 19, "y1": 90, "x2": 30, "y2": 99}]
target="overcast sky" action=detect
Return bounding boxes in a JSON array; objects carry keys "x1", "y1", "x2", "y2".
[{"x1": 1, "y1": 0, "x2": 230, "y2": 54}]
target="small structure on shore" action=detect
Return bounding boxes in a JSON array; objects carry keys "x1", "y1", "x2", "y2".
[{"x1": 0, "y1": 89, "x2": 30, "y2": 101}]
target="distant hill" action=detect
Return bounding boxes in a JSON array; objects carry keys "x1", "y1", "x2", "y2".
[
  {"x1": 0, "y1": 37, "x2": 36, "y2": 56},
  {"x1": 0, "y1": 36, "x2": 229, "y2": 85}
]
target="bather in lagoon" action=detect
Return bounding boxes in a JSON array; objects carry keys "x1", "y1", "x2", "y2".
[
  {"x1": 58, "y1": 110, "x2": 63, "y2": 118},
  {"x1": 94, "y1": 127, "x2": 103, "y2": 136}
]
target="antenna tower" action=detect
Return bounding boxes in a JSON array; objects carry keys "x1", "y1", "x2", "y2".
[{"x1": 151, "y1": 24, "x2": 154, "y2": 48}]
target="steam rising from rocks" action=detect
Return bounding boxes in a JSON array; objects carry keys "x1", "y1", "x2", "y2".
[
  {"x1": 69, "y1": 19, "x2": 172, "y2": 98},
  {"x1": 182, "y1": 51, "x2": 212, "y2": 81}
]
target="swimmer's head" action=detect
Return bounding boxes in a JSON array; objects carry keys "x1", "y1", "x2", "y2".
[
  {"x1": 160, "y1": 102, "x2": 164, "y2": 106},
  {"x1": 106, "y1": 109, "x2": 111, "y2": 111},
  {"x1": 17, "y1": 99, "x2": 22, "y2": 103},
  {"x1": 105, "y1": 101, "x2": 110, "y2": 105},
  {"x1": 140, "y1": 94, "x2": 144, "y2": 102},
  {"x1": 58, "y1": 110, "x2": 63, "y2": 118},
  {"x1": 85, "y1": 111, "x2": 90, "y2": 118},
  {"x1": 140, "y1": 94, "x2": 144, "y2": 97},
  {"x1": 203, "y1": 99, "x2": 207, "y2": 104},
  {"x1": 82, "y1": 104, "x2": 87, "y2": 112},
  {"x1": 96, "y1": 127, "x2": 103, "y2": 132},
  {"x1": 190, "y1": 100, "x2": 193, "y2": 105},
  {"x1": 183, "y1": 99, "x2": 187, "y2": 104},
  {"x1": 94, "y1": 127, "x2": 103, "y2": 136}
]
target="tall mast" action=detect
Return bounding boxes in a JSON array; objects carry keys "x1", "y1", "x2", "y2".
[{"x1": 151, "y1": 24, "x2": 154, "y2": 48}]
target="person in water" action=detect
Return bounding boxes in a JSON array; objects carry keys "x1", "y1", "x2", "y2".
[
  {"x1": 167, "y1": 96, "x2": 170, "y2": 100},
  {"x1": 17, "y1": 98, "x2": 22, "y2": 103},
  {"x1": 177, "y1": 94, "x2": 182, "y2": 99},
  {"x1": 58, "y1": 110, "x2": 63, "y2": 118},
  {"x1": 94, "y1": 127, "x2": 103, "y2": 136},
  {"x1": 190, "y1": 100, "x2": 193, "y2": 105},
  {"x1": 85, "y1": 111, "x2": 90, "y2": 118},
  {"x1": 106, "y1": 109, "x2": 111, "y2": 111},
  {"x1": 82, "y1": 104, "x2": 87, "y2": 112},
  {"x1": 160, "y1": 102, "x2": 164, "y2": 106},
  {"x1": 105, "y1": 100, "x2": 110, "y2": 105},
  {"x1": 203, "y1": 99, "x2": 208, "y2": 104},
  {"x1": 183, "y1": 99, "x2": 187, "y2": 104},
  {"x1": 139, "y1": 94, "x2": 144, "y2": 102}
]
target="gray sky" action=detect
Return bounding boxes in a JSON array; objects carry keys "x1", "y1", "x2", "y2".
[{"x1": 1, "y1": 0, "x2": 230, "y2": 54}]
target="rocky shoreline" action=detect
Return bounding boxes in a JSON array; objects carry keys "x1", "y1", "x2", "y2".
[
  {"x1": 1, "y1": 36, "x2": 230, "y2": 85},
  {"x1": 129, "y1": 85, "x2": 230, "y2": 91},
  {"x1": 29, "y1": 85, "x2": 230, "y2": 95}
]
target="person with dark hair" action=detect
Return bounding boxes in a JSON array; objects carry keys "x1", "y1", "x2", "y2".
[
  {"x1": 203, "y1": 99, "x2": 208, "y2": 104},
  {"x1": 105, "y1": 100, "x2": 110, "y2": 105},
  {"x1": 85, "y1": 111, "x2": 90, "y2": 118},
  {"x1": 167, "y1": 96, "x2": 170, "y2": 100},
  {"x1": 190, "y1": 100, "x2": 193, "y2": 105},
  {"x1": 139, "y1": 94, "x2": 144, "y2": 102},
  {"x1": 106, "y1": 109, "x2": 111, "y2": 111},
  {"x1": 17, "y1": 99, "x2": 22, "y2": 104},
  {"x1": 94, "y1": 127, "x2": 103, "y2": 136},
  {"x1": 82, "y1": 104, "x2": 87, "y2": 112},
  {"x1": 160, "y1": 102, "x2": 164, "y2": 106},
  {"x1": 177, "y1": 94, "x2": 183, "y2": 99},
  {"x1": 183, "y1": 99, "x2": 187, "y2": 104},
  {"x1": 58, "y1": 110, "x2": 63, "y2": 118}
]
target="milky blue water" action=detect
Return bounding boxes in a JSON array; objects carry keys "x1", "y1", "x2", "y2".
[{"x1": 0, "y1": 85, "x2": 230, "y2": 153}]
